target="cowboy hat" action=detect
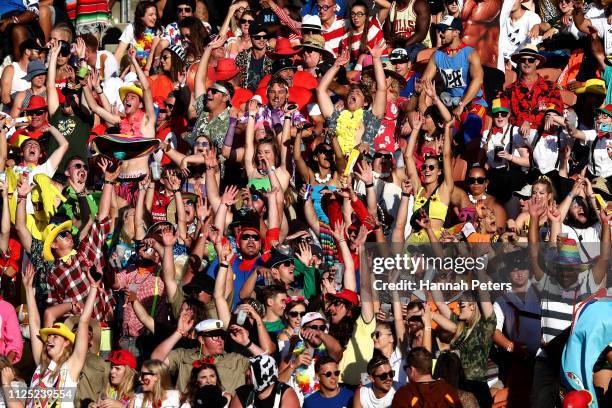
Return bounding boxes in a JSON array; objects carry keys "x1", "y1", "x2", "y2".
[
  {"x1": 575, "y1": 78, "x2": 606, "y2": 95},
  {"x1": 119, "y1": 83, "x2": 144, "y2": 102},
  {"x1": 511, "y1": 44, "x2": 546, "y2": 64},
  {"x1": 42, "y1": 219, "x2": 73, "y2": 262},
  {"x1": 214, "y1": 58, "x2": 240, "y2": 81},
  {"x1": 64, "y1": 316, "x2": 102, "y2": 355},
  {"x1": 39, "y1": 322, "x2": 76, "y2": 344},
  {"x1": 298, "y1": 34, "x2": 333, "y2": 61},
  {"x1": 270, "y1": 37, "x2": 301, "y2": 58},
  {"x1": 91, "y1": 134, "x2": 160, "y2": 161},
  {"x1": 20, "y1": 95, "x2": 48, "y2": 112}
]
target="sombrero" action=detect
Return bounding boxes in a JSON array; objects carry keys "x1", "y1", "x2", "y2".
[
  {"x1": 119, "y1": 83, "x2": 144, "y2": 102},
  {"x1": 42, "y1": 219, "x2": 73, "y2": 262},
  {"x1": 166, "y1": 192, "x2": 198, "y2": 224},
  {"x1": 91, "y1": 134, "x2": 160, "y2": 160},
  {"x1": 64, "y1": 316, "x2": 101, "y2": 355}
]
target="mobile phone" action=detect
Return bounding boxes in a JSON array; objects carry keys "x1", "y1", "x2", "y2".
[{"x1": 90, "y1": 265, "x2": 103, "y2": 282}]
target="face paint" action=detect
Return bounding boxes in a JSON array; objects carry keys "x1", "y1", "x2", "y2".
[{"x1": 599, "y1": 123, "x2": 611, "y2": 132}]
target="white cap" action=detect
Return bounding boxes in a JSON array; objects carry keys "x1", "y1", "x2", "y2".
[
  {"x1": 251, "y1": 95, "x2": 263, "y2": 104},
  {"x1": 194, "y1": 319, "x2": 225, "y2": 334},
  {"x1": 513, "y1": 184, "x2": 532, "y2": 198},
  {"x1": 300, "y1": 312, "x2": 326, "y2": 328},
  {"x1": 301, "y1": 14, "x2": 322, "y2": 31}
]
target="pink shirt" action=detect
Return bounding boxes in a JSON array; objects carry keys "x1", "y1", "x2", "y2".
[{"x1": 0, "y1": 299, "x2": 22, "y2": 363}]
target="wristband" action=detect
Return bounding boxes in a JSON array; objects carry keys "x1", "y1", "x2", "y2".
[
  {"x1": 401, "y1": 192, "x2": 411, "y2": 198},
  {"x1": 284, "y1": 115, "x2": 291, "y2": 120},
  {"x1": 17, "y1": 194, "x2": 27, "y2": 199},
  {"x1": 103, "y1": 180, "x2": 115, "y2": 185},
  {"x1": 248, "y1": 113, "x2": 256, "y2": 119},
  {"x1": 365, "y1": 183, "x2": 374, "y2": 189},
  {"x1": 172, "y1": 189, "x2": 181, "y2": 194},
  {"x1": 244, "y1": 340, "x2": 253, "y2": 348},
  {"x1": 77, "y1": 191, "x2": 86, "y2": 197},
  {"x1": 220, "y1": 263, "x2": 229, "y2": 268}
]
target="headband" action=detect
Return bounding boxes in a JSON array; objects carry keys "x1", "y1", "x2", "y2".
[
  {"x1": 284, "y1": 295, "x2": 309, "y2": 305},
  {"x1": 212, "y1": 82, "x2": 230, "y2": 95}
]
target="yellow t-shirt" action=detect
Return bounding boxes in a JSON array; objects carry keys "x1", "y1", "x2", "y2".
[{"x1": 338, "y1": 315, "x2": 376, "y2": 385}]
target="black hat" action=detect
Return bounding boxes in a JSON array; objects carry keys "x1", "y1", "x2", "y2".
[
  {"x1": 229, "y1": 207, "x2": 259, "y2": 230},
  {"x1": 272, "y1": 58, "x2": 297, "y2": 76},
  {"x1": 19, "y1": 38, "x2": 45, "y2": 54},
  {"x1": 502, "y1": 251, "x2": 530, "y2": 274},
  {"x1": 266, "y1": 247, "x2": 294, "y2": 268},
  {"x1": 249, "y1": 22, "x2": 268, "y2": 37},
  {"x1": 193, "y1": 385, "x2": 228, "y2": 408},
  {"x1": 183, "y1": 273, "x2": 215, "y2": 295}
]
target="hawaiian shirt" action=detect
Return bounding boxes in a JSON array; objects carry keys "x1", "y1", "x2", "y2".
[
  {"x1": 28, "y1": 239, "x2": 53, "y2": 309},
  {"x1": 502, "y1": 75, "x2": 563, "y2": 129},
  {"x1": 450, "y1": 313, "x2": 497, "y2": 382},
  {"x1": 235, "y1": 48, "x2": 274, "y2": 92},
  {"x1": 190, "y1": 100, "x2": 230, "y2": 148},
  {"x1": 162, "y1": 22, "x2": 184, "y2": 47},
  {"x1": 47, "y1": 217, "x2": 115, "y2": 322}
]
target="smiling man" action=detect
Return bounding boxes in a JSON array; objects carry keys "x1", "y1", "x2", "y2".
[{"x1": 304, "y1": 357, "x2": 353, "y2": 408}]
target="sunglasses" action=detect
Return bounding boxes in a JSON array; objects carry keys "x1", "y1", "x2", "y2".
[
  {"x1": 71, "y1": 162, "x2": 88, "y2": 170},
  {"x1": 161, "y1": 54, "x2": 171, "y2": 61},
  {"x1": 166, "y1": 103, "x2": 175, "y2": 109},
  {"x1": 493, "y1": 111, "x2": 509, "y2": 118},
  {"x1": 374, "y1": 370, "x2": 395, "y2": 381},
  {"x1": 158, "y1": 109, "x2": 168, "y2": 114},
  {"x1": 57, "y1": 230, "x2": 71, "y2": 240},
  {"x1": 207, "y1": 88, "x2": 222, "y2": 95},
  {"x1": 252, "y1": 35, "x2": 267, "y2": 40},
  {"x1": 140, "y1": 372, "x2": 155, "y2": 378},
  {"x1": 239, "y1": 18, "x2": 254, "y2": 24},
  {"x1": 240, "y1": 234, "x2": 261, "y2": 241},
  {"x1": 306, "y1": 324, "x2": 327, "y2": 331},
  {"x1": 178, "y1": 6, "x2": 192, "y2": 12},
  {"x1": 520, "y1": 57, "x2": 536, "y2": 64},
  {"x1": 371, "y1": 331, "x2": 391, "y2": 339},
  {"x1": 466, "y1": 176, "x2": 487, "y2": 185},
  {"x1": 350, "y1": 11, "x2": 366, "y2": 17},
  {"x1": 288, "y1": 311, "x2": 306, "y2": 318},
  {"x1": 321, "y1": 370, "x2": 341, "y2": 377},
  {"x1": 31, "y1": 109, "x2": 46, "y2": 116},
  {"x1": 194, "y1": 140, "x2": 209, "y2": 147},
  {"x1": 279, "y1": 260, "x2": 294, "y2": 268},
  {"x1": 330, "y1": 299, "x2": 347, "y2": 308},
  {"x1": 421, "y1": 164, "x2": 438, "y2": 171}
]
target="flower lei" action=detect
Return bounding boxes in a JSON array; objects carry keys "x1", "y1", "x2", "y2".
[
  {"x1": 468, "y1": 194, "x2": 486, "y2": 204},
  {"x1": 336, "y1": 109, "x2": 364, "y2": 154}
]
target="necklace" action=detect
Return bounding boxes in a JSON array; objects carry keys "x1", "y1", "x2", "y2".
[
  {"x1": 423, "y1": 134, "x2": 434, "y2": 142},
  {"x1": 468, "y1": 193, "x2": 486, "y2": 204},
  {"x1": 258, "y1": 168, "x2": 269, "y2": 176},
  {"x1": 314, "y1": 172, "x2": 331, "y2": 184}
]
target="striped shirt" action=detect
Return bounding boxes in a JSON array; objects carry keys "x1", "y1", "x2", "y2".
[
  {"x1": 340, "y1": 17, "x2": 384, "y2": 60},
  {"x1": 323, "y1": 16, "x2": 348, "y2": 57},
  {"x1": 532, "y1": 270, "x2": 604, "y2": 354}
]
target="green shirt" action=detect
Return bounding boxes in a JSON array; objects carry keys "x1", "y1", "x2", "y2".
[
  {"x1": 294, "y1": 259, "x2": 317, "y2": 300},
  {"x1": 450, "y1": 312, "x2": 497, "y2": 382},
  {"x1": 48, "y1": 109, "x2": 93, "y2": 171},
  {"x1": 263, "y1": 319, "x2": 285, "y2": 334}
]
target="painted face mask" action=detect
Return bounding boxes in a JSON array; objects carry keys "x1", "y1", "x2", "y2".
[{"x1": 599, "y1": 123, "x2": 611, "y2": 133}]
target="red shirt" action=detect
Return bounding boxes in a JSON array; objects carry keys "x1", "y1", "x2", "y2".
[
  {"x1": 150, "y1": 188, "x2": 173, "y2": 222},
  {"x1": 502, "y1": 75, "x2": 563, "y2": 129}
]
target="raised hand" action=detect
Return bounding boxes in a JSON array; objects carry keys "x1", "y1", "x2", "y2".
[
  {"x1": 411, "y1": 111, "x2": 424, "y2": 130},
  {"x1": 22, "y1": 262, "x2": 35, "y2": 290},
  {"x1": 296, "y1": 242, "x2": 313, "y2": 266},
  {"x1": 422, "y1": 78, "x2": 436, "y2": 100},
  {"x1": 330, "y1": 219, "x2": 346, "y2": 241},
  {"x1": 177, "y1": 307, "x2": 194, "y2": 334},
  {"x1": 160, "y1": 226, "x2": 177, "y2": 247},
  {"x1": 221, "y1": 185, "x2": 239, "y2": 207},
  {"x1": 16, "y1": 175, "x2": 32, "y2": 197},
  {"x1": 355, "y1": 160, "x2": 374, "y2": 185},
  {"x1": 334, "y1": 49, "x2": 350, "y2": 68},
  {"x1": 528, "y1": 195, "x2": 547, "y2": 218},
  {"x1": 367, "y1": 39, "x2": 387, "y2": 59},
  {"x1": 401, "y1": 178, "x2": 413, "y2": 195},
  {"x1": 247, "y1": 98, "x2": 259, "y2": 115},
  {"x1": 76, "y1": 37, "x2": 86, "y2": 58}
]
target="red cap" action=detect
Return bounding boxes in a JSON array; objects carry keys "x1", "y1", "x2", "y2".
[
  {"x1": 106, "y1": 349, "x2": 137, "y2": 369},
  {"x1": 562, "y1": 390, "x2": 592, "y2": 408},
  {"x1": 153, "y1": 96, "x2": 166, "y2": 110},
  {"x1": 328, "y1": 289, "x2": 359, "y2": 306},
  {"x1": 21, "y1": 95, "x2": 48, "y2": 112}
]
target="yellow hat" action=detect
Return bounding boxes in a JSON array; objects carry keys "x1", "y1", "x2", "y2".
[
  {"x1": 575, "y1": 79, "x2": 606, "y2": 95},
  {"x1": 119, "y1": 83, "x2": 144, "y2": 102},
  {"x1": 42, "y1": 220, "x2": 73, "y2": 262},
  {"x1": 39, "y1": 322, "x2": 75, "y2": 344}
]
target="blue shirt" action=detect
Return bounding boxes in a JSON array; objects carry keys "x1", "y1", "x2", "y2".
[
  {"x1": 434, "y1": 46, "x2": 487, "y2": 107},
  {"x1": 207, "y1": 256, "x2": 265, "y2": 308},
  {"x1": 303, "y1": 388, "x2": 353, "y2": 408},
  {"x1": 0, "y1": 0, "x2": 38, "y2": 16}
]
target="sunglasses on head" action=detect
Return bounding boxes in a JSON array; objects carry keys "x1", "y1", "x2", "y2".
[
  {"x1": 31, "y1": 109, "x2": 46, "y2": 116},
  {"x1": 421, "y1": 164, "x2": 437, "y2": 171},
  {"x1": 252, "y1": 34, "x2": 267, "y2": 40},
  {"x1": 288, "y1": 311, "x2": 306, "y2": 318},
  {"x1": 321, "y1": 370, "x2": 340, "y2": 377},
  {"x1": 239, "y1": 18, "x2": 253, "y2": 24},
  {"x1": 493, "y1": 111, "x2": 509, "y2": 118},
  {"x1": 520, "y1": 57, "x2": 536, "y2": 64},
  {"x1": 306, "y1": 324, "x2": 327, "y2": 331},
  {"x1": 466, "y1": 176, "x2": 487, "y2": 185},
  {"x1": 240, "y1": 234, "x2": 261, "y2": 241},
  {"x1": 374, "y1": 370, "x2": 395, "y2": 381}
]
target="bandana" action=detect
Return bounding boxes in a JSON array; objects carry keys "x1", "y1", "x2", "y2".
[{"x1": 249, "y1": 354, "x2": 277, "y2": 392}]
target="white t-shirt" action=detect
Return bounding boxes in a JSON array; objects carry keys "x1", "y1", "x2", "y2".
[
  {"x1": 481, "y1": 124, "x2": 529, "y2": 170},
  {"x1": 590, "y1": 17, "x2": 612, "y2": 56},
  {"x1": 525, "y1": 129, "x2": 571, "y2": 174},
  {"x1": 500, "y1": 10, "x2": 542, "y2": 62},
  {"x1": 561, "y1": 222, "x2": 602, "y2": 262},
  {"x1": 118, "y1": 23, "x2": 136, "y2": 45},
  {"x1": 359, "y1": 383, "x2": 399, "y2": 408},
  {"x1": 581, "y1": 130, "x2": 612, "y2": 178},
  {"x1": 134, "y1": 390, "x2": 181, "y2": 408},
  {"x1": 96, "y1": 50, "x2": 119, "y2": 80}
]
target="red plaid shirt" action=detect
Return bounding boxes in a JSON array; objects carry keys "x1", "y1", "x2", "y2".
[
  {"x1": 502, "y1": 76, "x2": 563, "y2": 129},
  {"x1": 47, "y1": 217, "x2": 115, "y2": 322}
]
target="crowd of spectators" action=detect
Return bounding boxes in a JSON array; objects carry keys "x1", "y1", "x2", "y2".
[{"x1": 0, "y1": 0, "x2": 611, "y2": 407}]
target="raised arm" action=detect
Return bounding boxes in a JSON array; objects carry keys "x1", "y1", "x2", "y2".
[
  {"x1": 160, "y1": 226, "x2": 178, "y2": 302},
  {"x1": 127, "y1": 47, "x2": 156, "y2": 127},
  {"x1": 219, "y1": 1, "x2": 248, "y2": 38},
  {"x1": 317, "y1": 50, "x2": 350, "y2": 118},
  {"x1": 23, "y1": 264, "x2": 42, "y2": 365},
  {"x1": 528, "y1": 196, "x2": 547, "y2": 282},
  {"x1": 404, "y1": 112, "x2": 424, "y2": 192},
  {"x1": 391, "y1": 179, "x2": 413, "y2": 243},
  {"x1": 82, "y1": 74, "x2": 121, "y2": 125},
  {"x1": 68, "y1": 273, "x2": 99, "y2": 381},
  {"x1": 293, "y1": 130, "x2": 311, "y2": 182},
  {"x1": 441, "y1": 122, "x2": 454, "y2": 192},
  {"x1": 97, "y1": 157, "x2": 122, "y2": 221},
  {"x1": 46, "y1": 42, "x2": 61, "y2": 116},
  {"x1": 244, "y1": 99, "x2": 258, "y2": 175},
  {"x1": 213, "y1": 241, "x2": 234, "y2": 329},
  {"x1": 204, "y1": 150, "x2": 222, "y2": 211},
  {"x1": 151, "y1": 308, "x2": 194, "y2": 365},
  {"x1": 368, "y1": 40, "x2": 388, "y2": 119},
  {"x1": 195, "y1": 35, "x2": 226, "y2": 100},
  {"x1": 330, "y1": 220, "x2": 356, "y2": 292},
  {"x1": 14, "y1": 177, "x2": 32, "y2": 253},
  {"x1": 43, "y1": 125, "x2": 69, "y2": 170},
  {"x1": 0, "y1": 181, "x2": 9, "y2": 253},
  {"x1": 406, "y1": 0, "x2": 431, "y2": 46}
]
